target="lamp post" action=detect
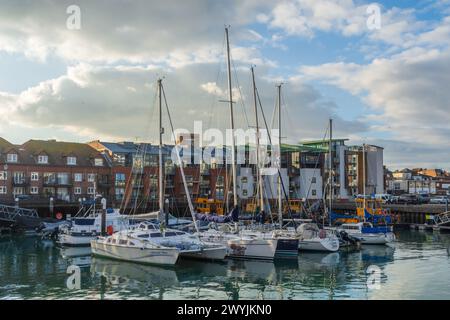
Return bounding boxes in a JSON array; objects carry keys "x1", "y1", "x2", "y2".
[
  {"x1": 165, "y1": 198, "x2": 169, "y2": 226},
  {"x1": 101, "y1": 197, "x2": 107, "y2": 236},
  {"x1": 49, "y1": 197, "x2": 54, "y2": 217}
]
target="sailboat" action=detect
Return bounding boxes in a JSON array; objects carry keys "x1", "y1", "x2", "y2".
[
  {"x1": 91, "y1": 79, "x2": 227, "y2": 265},
  {"x1": 243, "y1": 73, "x2": 337, "y2": 253},
  {"x1": 196, "y1": 27, "x2": 279, "y2": 260},
  {"x1": 237, "y1": 67, "x2": 299, "y2": 258}
]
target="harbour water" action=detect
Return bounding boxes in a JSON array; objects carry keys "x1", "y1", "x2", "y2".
[{"x1": 1, "y1": 230, "x2": 449, "y2": 300}]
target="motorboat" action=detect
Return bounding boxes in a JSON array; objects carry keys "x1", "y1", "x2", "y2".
[
  {"x1": 58, "y1": 208, "x2": 130, "y2": 247},
  {"x1": 336, "y1": 222, "x2": 396, "y2": 245}
]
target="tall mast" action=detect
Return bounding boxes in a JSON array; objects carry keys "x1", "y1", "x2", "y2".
[
  {"x1": 277, "y1": 84, "x2": 283, "y2": 228},
  {"x1": 225, "y1": 27, "x2": 238, "y2": 208},
  {"x1": 251, "y1": 67, "x2": 264, "y2": 212},
  {"x1": 158, "y1": 78, "x2": 164, "y2": 221},
  {"x1": 363, "y1": 143, "x2": 366, "y2": 222},
  {"x1": 329, "y1": 118, "x2": 333, "y2": 222}
]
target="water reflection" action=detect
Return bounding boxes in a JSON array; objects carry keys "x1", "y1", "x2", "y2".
[{"x1": 0, "y1": 231, "x2": 449, "y2": 300}]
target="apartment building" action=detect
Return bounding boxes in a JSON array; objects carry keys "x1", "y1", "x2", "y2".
[{"x1": 0, "y1": 138, "x2": 109, "y2": 202}]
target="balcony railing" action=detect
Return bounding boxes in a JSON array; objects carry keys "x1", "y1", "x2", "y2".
[
  {"x1": 12, "y1": 177, "x2": 30, "y2": 186},
  {"x1": 43, "y1": 179, "x2": 72, "y2": 186}
]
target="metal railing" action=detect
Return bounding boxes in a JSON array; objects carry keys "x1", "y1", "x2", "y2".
[{"x1": 0, "y1": 204, "x2": 39, "y2": 222}]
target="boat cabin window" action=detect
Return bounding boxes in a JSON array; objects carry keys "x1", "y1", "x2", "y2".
[
  {"x1": 165, "y1": 232, "x2": 177, "y2": 237},
  {"x1": 175, "y1": 232, "x2": 185, "y2": 236},
  {"x1": 343, "y1": 225, "x2": 359, "y2": 230},
  {"x1": 107, "y1": 238, "x2": 111, "y2": 243},
  {"x1": 111, "y1": 239, "x2": 116, "y2": 244},
  {"x1": 119, "y1": 239, "x2": 127, "y2": 245},
  {"x1": 150, "y1": 233, "x2": 162, "y2": 238},
  {"x1": 128, "y1": 241, "x2": 135, "y2": 246},
  {"x1": 138, "y1": 234, "x2": 149, "y2": 238}
]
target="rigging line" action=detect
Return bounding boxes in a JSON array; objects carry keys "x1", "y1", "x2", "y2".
[
  {"x1": 120, "y1": 81, "x2": 158, "y2": 213},
  {"x1": 230, "y1": 52, "x2": 250, "y2": 128},
  {"x1": 281, "y1": 87, "x2": 295, "y2": 142},
  {"x1": 162, "y1": 82, "x2": 200, "y2": 232},
  {"x1": 207, "y1": 32, "x2": 226, "y2": 130},
  {"x1": 256, "y1": 85, "x2": 296, "y2": 227},
  {"x1": 303, "y1": 123, "x2": 329, "y2": 215}
]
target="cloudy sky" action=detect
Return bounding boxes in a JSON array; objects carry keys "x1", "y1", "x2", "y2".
[{"x1": 0, "y1": 0, "x2": 449, "y2": 170}]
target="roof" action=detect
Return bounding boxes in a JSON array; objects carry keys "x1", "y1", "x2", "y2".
[
  {"x1": 9, "y1": 139, "x2": 107, "y2": 167},
  {"x1": 0, "y1": 137, "x2": 14, "y2": 153},
  {"x1": 281, "y1": 143, "x2": 328, "y2": 153},
  {"x1": 94, "y1": 141, "x2": 173, "y2": 156},
  {"x1": 302, "y1": 139, "x2": 349, "y2": 145}
]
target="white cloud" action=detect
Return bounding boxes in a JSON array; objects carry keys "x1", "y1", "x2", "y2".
[
  {"x1": 300, "y1": 46, "x2": 450, "y2": 151},
  {"x1": 0, "y1": 63, "x2": 366, "y2": 145}
]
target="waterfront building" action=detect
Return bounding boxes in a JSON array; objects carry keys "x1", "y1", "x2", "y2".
[
  {"x1": 0, "y1": 137, "x2": 386, "y2": 213},
  {"x1": 0, "y1": 138, "x2": 110, "y2": 203}
]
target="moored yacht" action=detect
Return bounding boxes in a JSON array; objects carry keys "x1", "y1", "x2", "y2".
[
  {"x1": 198, "y1": 227, "x2": 278, "y2": 260},
  {"x1": 91, "y1": 221, "x2": 226, "y2": 265},
  {"x1": 336, "y1": 222, "x2": 395, "y2": 245},
  {"x1": 239, "y1": 227, "x2": 299, "y2": 258},
  {"x1": 58, "y1": 208, "x2": 129, "y2": 247},
  {"x1": 295, "y1": 222, "x2": 340, "y2": 252}
]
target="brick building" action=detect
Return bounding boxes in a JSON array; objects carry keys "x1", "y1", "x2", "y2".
[{"x1": 0, "y1": 138, "x2": 109, "y2": 203}]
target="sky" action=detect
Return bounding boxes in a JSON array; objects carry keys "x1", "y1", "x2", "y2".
[{"x1": 0, "y1": 0, "x2": 449, "y2": 170}]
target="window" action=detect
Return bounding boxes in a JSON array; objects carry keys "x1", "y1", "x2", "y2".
[
  {"x1": 94, "y1": 158, "x2": 103, "y2": 166},
  {"x1": 31, "y1": 172, "x2": 39, "y2": 181},
  {"x1": 0, "y1": 171, "x2": 7, "y2": 180},
  {"x1": 242, "y1": 189, "x2": 248, "y2": 196},
  {"x1": 67, "y1": 156, "x2": 77, "y2": 165},
  {"x1": 241, "y1": 177, "x2": 248, "y2": 183},
  {"x1": 57, "y1": 173, "x2": 69, "y2": 185},
  {"x1": 115, "y1": 173, "x2": 126, "y2": 187},
  {"x1": 115, "y1": 188, "x2": 125, "y2": 200},
  {"x1": 13, "y1": 187, "x2": 24, "y2": 195},
  {"x1": 13, "y1": 172, "x2": 25, "y2": 184},
  {"x1": 74, "y1": 187, "x2": 82, "y2": 195},
  {"x1": 74, "y1": 173, "x2": 83, "y2": 182},
  {"x1": 312, "y1": 190, "x2": 317, "y2": 196},
  {"x1": 87, "y1": 174, "x2": 96, "y2": 182},
  {"x1": 38, "y1": 155, "x2": 48, "y2": 164},
  {"x1": 0, "y1": 186, "x2": 7, "y2": 194},
  {"x1": 30, "y1": 187, "x2": 39, "y2": 194},
  {"x1": 87, "y1": 187, "x2": 95, "y2": 194},
  {"x1": 7, "y1": 153, "x2": 17, "y2": 163},
  {"x1": 311, "y1": 177, "x2": 316, "y2": 184}
]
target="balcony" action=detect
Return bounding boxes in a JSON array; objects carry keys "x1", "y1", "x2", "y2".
[
  {"x1": 97, "y1": 179, "x2": 111, "y2": 187},
  {"x1": 12, "y1": 177, "x2": 30, "y2": 186},
  {"x1": 43, "y1": 179, "x2": 72, "y2": 187}
]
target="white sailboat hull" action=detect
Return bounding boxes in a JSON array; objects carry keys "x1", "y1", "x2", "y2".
[
  {"x1": 351, "y1": 232, "x2": 396, "y2": 245},
  {"x1": 298, "y1": 237, "x2": 340, "y2": 252},
  {"x1": 180, "y1": 246, "x2": 227, "y2": 261},
  {"x1": 90, "y1": 240, "x2": 179, "y2": 266},
  {"x1": 58, "y1": 233, "x2": 94, "y2": 247},
  {"x1": 227, "y1": 238, "x2": 278, "y2": 260}
]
